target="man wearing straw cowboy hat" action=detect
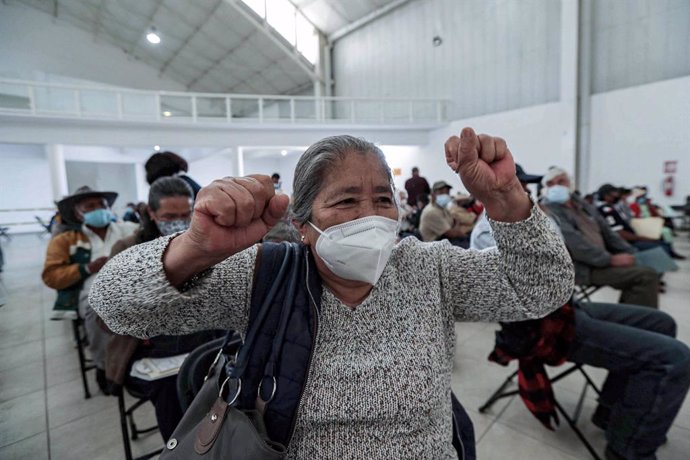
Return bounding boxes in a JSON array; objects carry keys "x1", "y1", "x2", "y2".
[{"x1": 42, "y1": 186, "x2": 138, "y2": 393}]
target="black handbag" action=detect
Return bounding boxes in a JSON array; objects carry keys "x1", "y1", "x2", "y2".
[{"x1": 160, "y1": 244, "x2": 297, "y2": 459}]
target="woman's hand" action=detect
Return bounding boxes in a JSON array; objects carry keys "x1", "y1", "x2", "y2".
[
  {"x1": 445, "y1": 127, "x2": 530, "y2": 222},
  {"x1": 164, "y1": 175, "x2": 290, "y2": 286}
]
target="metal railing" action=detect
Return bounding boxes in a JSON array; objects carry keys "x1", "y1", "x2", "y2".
[{"x1": 0, "y1": 79, "x2": 447, "y2": 125}]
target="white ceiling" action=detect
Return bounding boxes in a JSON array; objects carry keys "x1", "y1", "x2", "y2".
[
  {"x1": 293, "y1": 0, "x2": 399, "y2": 35},
  {"x1": 10, "y1": 0, "x2": 401, "y2": 95}
]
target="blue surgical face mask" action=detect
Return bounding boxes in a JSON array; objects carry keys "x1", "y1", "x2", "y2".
[
  {"x1": 435, "y1": 194, "x2": 452, "y2": 208},
  {"x1": 545, "y1": 185, "x2": 571, "y2": 204},
  {"x1": 156, "y1": 219, "x2": 190, "y2": 236},
  {"x1": 83, "y1": 209, "x2": 113, "y2": 228}
]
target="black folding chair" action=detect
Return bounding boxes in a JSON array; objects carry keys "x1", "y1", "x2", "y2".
[
  {"x1": 0, "y1": 226, "x2": 11, "y2": 242},
  {"x1": 479, "y1": 363, "x2": 602, "y2": 460},
  {"x1": 35, "y1": 216, "x2": 52, "y2": 237},
  {"x1": 116, "y1": 385, "x2": 163, "y2": 460},
  {"x1": 71, "y1": 317, "x2": 96, "y2": 399},
  {"x1": 574, "y1": 285, "x2": 602, "y2": 302}
]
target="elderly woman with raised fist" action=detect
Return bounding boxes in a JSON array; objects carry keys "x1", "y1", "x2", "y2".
[{"x1": 90, "y1": 128, "x2": 573, "y2": 460}]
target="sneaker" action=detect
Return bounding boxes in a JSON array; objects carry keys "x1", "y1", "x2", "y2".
[{"x1": 671, "y1": 252, "x2": 687, "y2": 260}]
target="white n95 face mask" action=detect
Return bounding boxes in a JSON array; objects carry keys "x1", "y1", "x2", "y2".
[{"x1": 309, "y1": 216, "x2": 398, "y2": 285}]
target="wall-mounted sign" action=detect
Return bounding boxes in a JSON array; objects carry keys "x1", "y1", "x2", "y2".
[
  {"x1": 664, "y1": 161, "x2": 677, "y2": 174},
  {"x1": 392, "y1": 168, "x2": 402, "y2": 177}
]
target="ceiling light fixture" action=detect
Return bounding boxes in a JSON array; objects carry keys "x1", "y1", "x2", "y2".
[
  {"x1": 281, "y1": 150, "x2": 288, "y2": 156},
  {"x1": 162, "y1": 111, "x2": 172, "y2": 117},
  {"x1": 146, "y1": 27, "x2": 161, "y2": 44},
  {"x1": 154, "y1": 145, "x2": 161, "y2": 151}
]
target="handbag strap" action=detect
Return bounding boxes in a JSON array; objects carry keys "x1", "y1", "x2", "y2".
[
  {"x1": 224, "y1": 242, "x2": 294, "y2": 401},
  {"x1": 258, "y1": 243, "x2": 301, "y2": 403}
]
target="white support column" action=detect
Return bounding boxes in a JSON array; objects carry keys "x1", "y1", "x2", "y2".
[
  {"x1": 237, "y1": 147, "x2": 245, "y2": 177},
  {"x1": 575, "y1": 0, "x2": 593, "y2": 193},
  {"x1": 559, "y1": 0, "x2": 580, "y2": 180},
  {"x1": 134, "y1": 163, "x2": 149, "y2": 202},
  {"x1": 45, "y1": 144, "x2": 69, "y2": 201}
]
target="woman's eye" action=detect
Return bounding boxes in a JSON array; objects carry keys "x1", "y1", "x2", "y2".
[
  {"x1": 337, "y1": 198, "x2": 357, "y2": 205},
  {"x1": 377, "y1": 197, "x2": 393, "y2": 204}
]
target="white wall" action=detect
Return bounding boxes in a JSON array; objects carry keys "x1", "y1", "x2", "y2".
[
  {"x1": 243, "y1": 153, "x2": 302, "y2": 197},
  {"x1": 386, "y1": 102, "x2": 573, "y2": 195},
  {"x1": 589, "y1": 75, "x2": 690, "y2": 207},
  {"x1": 592, "y1": 0, "x2": 690, "y2": 94},
  {"x1": 333, "y1": 0, "x2": 561, "y2": 120},
  {"x1": 0, "y1": 144, "x2": 55, "y2": 233},
  {"x1": 189, "y1": 151, "x2": 236, "y2": 188},
  {"x1": 0, "y1": 4, "x2": 184, "y2": 91},
  {"x1": 64, "y1": 161, "x2": 139, "y2": 215}
]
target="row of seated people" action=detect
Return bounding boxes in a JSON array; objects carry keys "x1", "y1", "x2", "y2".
[
  {"x1": 41, "y1": 177, "x2": 218, "y2": 441},
  {"x1": 399, "y1": 167, "x2": 486, "y2": 248},
  {"x1": 42, "y1": 174, "x2": 302, "y2": 443},
  {"x1": 470, "y1": 165, "x2": 690, "y2": 460}
]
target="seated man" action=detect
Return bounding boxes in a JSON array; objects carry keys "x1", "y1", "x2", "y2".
[
  {"x1": 42, "y1": 186, "x2": 138, "y2": 393},
  {"x1": 542, "y1": 168, "x2": 659, "y2": 308},
  {"x1": 419, "y1": 180, "x2": 472, "y2": 247},
  {"x1": 447, "y1": 193, "x2": 479, "y2": 236},
  {"x1": 597, "y1": 184, "x2": 684, "y2": 260},
  {"x1": 471, "y1": 205, "x2": 690, "y2": 460},
  {"x1": 106, "y1": 177, "x2": 222, "y2": 441}
]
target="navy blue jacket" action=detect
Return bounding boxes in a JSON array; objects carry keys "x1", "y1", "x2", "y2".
[{"x1": 239, "y1": 242, "x2": 475, "y2": 459}]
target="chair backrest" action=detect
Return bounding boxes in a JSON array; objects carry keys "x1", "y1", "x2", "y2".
[
  {"x1": 34, "y1": 216, "x2": 51, "y2": 231},
  {"x1": 176, "y1": 334, "x2": 241, "y2": 413}
]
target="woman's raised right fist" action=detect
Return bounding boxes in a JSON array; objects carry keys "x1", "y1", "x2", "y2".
[{"x1": 165, "y1": 175, "x2": 290, "y2": 283}]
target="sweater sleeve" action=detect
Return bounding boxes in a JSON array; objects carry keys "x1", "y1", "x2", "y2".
[
  {"x1": 89, "y1": 235, "x2": 257, "y2": 339},
  {"x1": 440, "y1": 203, "x2": 574, "y2": 322},
  {"x1": 42, "y1": 233, "x2": 88, "y2": 290}
]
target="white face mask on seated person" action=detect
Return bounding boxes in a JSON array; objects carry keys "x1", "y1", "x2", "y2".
[
  {"x1": 308, "y1": 215, "x2": 399, "y2": 286},
  {"x1": 435, "y1": 194, "x2": 452, "y2": 208}
]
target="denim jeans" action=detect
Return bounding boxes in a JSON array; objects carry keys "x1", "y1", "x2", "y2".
[{"x1": 569, "y1": 302, "x2": 690, "y2": 459}]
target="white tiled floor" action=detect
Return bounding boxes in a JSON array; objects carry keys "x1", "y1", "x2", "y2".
[{"x1": 0, "y1": 233, "x2": 689, "y2": 459}]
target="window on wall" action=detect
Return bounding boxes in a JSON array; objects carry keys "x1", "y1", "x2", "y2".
[{"x1": 241, "y1": 0, "x2": 319, "y2": 65}]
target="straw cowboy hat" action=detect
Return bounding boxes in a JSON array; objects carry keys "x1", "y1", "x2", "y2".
[{"x1": 56, "y1": 186, "x2": 118, "y2": 225}]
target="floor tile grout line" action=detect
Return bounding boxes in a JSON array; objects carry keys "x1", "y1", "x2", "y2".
[{"x1": 476, "y1": 394, "x2": 516, "y2": 444}]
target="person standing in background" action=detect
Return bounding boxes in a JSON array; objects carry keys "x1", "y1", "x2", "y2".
[
  {"x1": 145, "y1": 151, "x2": 202, "y2": 198},
  {"x1": 404, "y1": 166, "x2": 431, "y2": 208}
]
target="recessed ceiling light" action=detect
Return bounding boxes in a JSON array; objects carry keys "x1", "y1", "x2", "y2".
[
  {"x1": 146, "y1": 27, "x2": 161, "y2": 44},
  {"x1": 162, "y1": 111, "x2": 172, "y2": 117},
  {"x1": 154, "y1": 145, "x2": 161, "y2": 151},
  {"x1": 281, "y1": 150, "x2": 288, "y2": 156}
]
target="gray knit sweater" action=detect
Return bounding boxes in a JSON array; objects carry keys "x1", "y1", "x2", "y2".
[{"x1": 90, "y1": 205, "x2": 573, "y2": 459}]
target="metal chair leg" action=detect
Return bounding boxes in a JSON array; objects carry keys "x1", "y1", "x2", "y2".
[
  {"x1": 478, "y1": 369, "x2": 519, "y2": 413},
  {"x1": 554, "y1": 399, "x2": 602, "y2": 460},
  {"x1": 118, "y1": 391, "x2": 134, "y2": 460},
  {"x1": 72, "y1": 319, "x2": 92, "y2": 399}
]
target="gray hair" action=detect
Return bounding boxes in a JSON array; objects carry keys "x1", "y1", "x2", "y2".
[
  {"x1": 148, "y1": 176, "x2": 194, "y2": 211},
  {"x1": 292, "y1": 135, "x2": 393, "y2": 224}
]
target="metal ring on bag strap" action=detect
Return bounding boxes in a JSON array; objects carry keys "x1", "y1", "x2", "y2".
[
  {"x1": 219, "y1": 376, "x2": 242, "y2": 406},
  {"x1": 257, "y1": 375, "x2": 277, "y2": 404}
]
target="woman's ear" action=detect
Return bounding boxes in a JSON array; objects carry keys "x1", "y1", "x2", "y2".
[
  {"x1": 293, "y1": 219, "x2": 310, "y2": 245},
  {"x1": 147, "y1": 207, "x2": 156, "y2": 222}
]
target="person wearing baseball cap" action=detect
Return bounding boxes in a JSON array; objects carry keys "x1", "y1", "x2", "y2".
[
  {"x1": 419, "y1": 180, "x2": 473, "y2": 246},
  {"x1": 42, "y1": 185, "x2": 138, "y2": 393}
]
